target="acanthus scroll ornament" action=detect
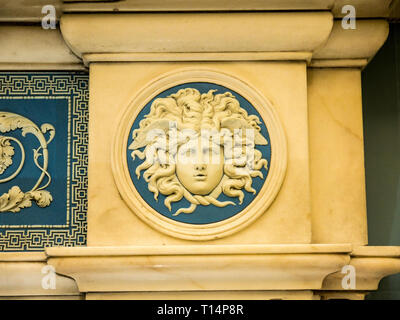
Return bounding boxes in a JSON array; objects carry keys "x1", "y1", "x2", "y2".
[
  {"x1": 0, "y1": 137, "x2": 15, "y2": 174},
  {"x1": 0, "y1": 112, "x2": 55, "y2": 213}
]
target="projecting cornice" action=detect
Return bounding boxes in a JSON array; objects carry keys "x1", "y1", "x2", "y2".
[
  {"x1": 322, "y1": 246, "x2": 400, "y2": 291},
  {"x1": 0, "y1": 11, "x2": 390, "y2": 69},
  {"x1": 60, "y1": 12, "x2": 333, "y2": 65},
  {"x1": 43, "y1": 245, "x2": 400, "y2": 295},
  {"x1": 1, "y1": 0, "x2": 398, "y2": 22},
  {"x1": 0, "y1": 26, "x2": 83, "y2": 70},
  {"x1": 0, "y1": 253, "x2": 80, "y2": 298},
  {"x1": 61, "y1": 0, "x2": 397, "y2": 19},
  {"x1": 311, "y1": 20, "x2": 389, "y2": 67},
  {"x1": 1, "y1": 245, "x2": 400, "y2": 298},
  {"x1": 59, "y1": 12, "x2": 389, "y2": 68},
  {"x1": 46, "y1": 244, "x2": 352, "y2": 293}
]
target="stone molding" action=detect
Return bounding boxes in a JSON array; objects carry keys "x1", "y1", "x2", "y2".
[
  {"x1": 0, "y1": 252, "x2": 80, "y2": 298},
  {"x1": 322, "y1": 246, "x2": 400, "y2": 291},
  {"x1": 2, "y1": 0, "x2": 397, "y2": 23},
  {"x1": 1, "y1": 245, "x2": 400, "y2": 299},
  {"x1": 0, "y1": 11, "x2": 390, "y2": 69},
  {"x1": 58, "y1": 12, "x2": 389, "y2": 68},
  {"x1": 62, "y1": 0, "x2": 395, "y2": 19},
  {"x1": 60, "y1": 12, "x2": 333, "y2": 64},
  {"x1": 45, "y1": 245, "x2": 400, "y2": 296},
  {"x1": 46, "y1": 244, "x2": 351, "y2": 293},
  {"x1": 0, "y1": 26, "x2": 84, "y2": 70},
  {"x1": 312, "y1": 20, "x2": 389, "y2": 67}
]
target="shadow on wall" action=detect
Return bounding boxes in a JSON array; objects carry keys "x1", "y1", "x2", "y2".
[{"x1": 362, "y1": 23, "x2": 400, "y2": 300}]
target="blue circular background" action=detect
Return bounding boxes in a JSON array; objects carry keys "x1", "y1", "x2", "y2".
[{"x1": 127, "y1": 82, "x2": 272, "y2": 225}]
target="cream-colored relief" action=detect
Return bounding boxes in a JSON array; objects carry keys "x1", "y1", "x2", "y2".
[
  {"x1": 0, "y1": 112, "x2": 55, "y2": 212},
  {"x1": 129, "y1": 88, "x2": 268, "y2": 215},
  {"x1": 0, "y1": 136, "x2": 14, "y2": 174},
  {"x1": 112, "y1": 68, "x2": 288, "y2": 241}
]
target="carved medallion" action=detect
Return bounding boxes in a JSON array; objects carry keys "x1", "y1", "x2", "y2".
[{"x1": 112, "y1": 69, "x2": 287, "y2": 240}]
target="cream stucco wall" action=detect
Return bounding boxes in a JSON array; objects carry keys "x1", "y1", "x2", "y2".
[{"x1": 308, "y1": 68, "x2": 367, "y2": 245}]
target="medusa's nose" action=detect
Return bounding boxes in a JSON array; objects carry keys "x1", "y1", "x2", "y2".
[{"x1": 195, "y1": 163, "x2": 206, "y2": 171}]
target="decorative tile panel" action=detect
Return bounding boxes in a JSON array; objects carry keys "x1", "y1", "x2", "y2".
[{"x1": 0, "y1": 72, "x2": 88, "y2": 251}]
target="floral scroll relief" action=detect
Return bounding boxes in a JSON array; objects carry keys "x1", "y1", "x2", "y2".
[
  {"x1": 0, "y1": 137, "x2": 14, "y2": 174},
  {"x1": 0, "y1": 112, "x2": 55, "y2": 213}
]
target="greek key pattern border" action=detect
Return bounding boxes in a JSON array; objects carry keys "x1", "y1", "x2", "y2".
[{"x1": 0, "y1": 72, "x2": 88, "y2": 251}]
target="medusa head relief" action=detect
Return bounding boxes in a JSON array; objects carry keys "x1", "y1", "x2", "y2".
[{"x1": 113, "y1": 74, "x2": 286, "y2": 240}]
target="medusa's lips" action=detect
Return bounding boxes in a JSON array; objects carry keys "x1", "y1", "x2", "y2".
[{"x1": 194, "y1": 172, "x2": 207, "y2": 181}]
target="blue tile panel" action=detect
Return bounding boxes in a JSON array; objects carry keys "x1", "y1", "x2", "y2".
[{"x1": 0, "y1": 72, "x2": 88, "y2": 251}]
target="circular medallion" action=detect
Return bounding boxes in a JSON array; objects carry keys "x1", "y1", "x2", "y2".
[{"x1": 112, "y1": 69, "x2": 287, "y2": 240}]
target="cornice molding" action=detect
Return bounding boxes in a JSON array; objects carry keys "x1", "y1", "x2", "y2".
[
  {"x1": 45, "y1": 244, "x2": 353, "y2": 256},
  {"x1": 2, "y1": 245, "x2": 400, "y2": 298},
  {"x1": 312, "y1": 20, "x2": 389, "y2": 67},
  {"x1": 0, "y1": 12, "x2": 389, "y2": 69},
  {"x1": 62, "y1": 0, "x2": 394, "y2": 18},
  {"x1": 59, "y1": 12, "x2": 389, "y2": 68},
  {"x1": 0, "y1": 26, "x2": 85, "y2": 70},
  {"x1": 0, "y1": 255, "x2": 80, "y2": 297},
  {"x1": 322, "y1": 246, "x2": 400, "y2": 291},
  {"x1": 1, "y1": 0, "x2": 396, "y2": 23},
  {"x1": 60, "y1": 12, "x2": 334, "y2": 64},
  {"x1": 46, "y1": 244, "x2": 351, "y2": 293},
  {"x1": 62, "y1": 0, "x2": 335, "y2": 14}
]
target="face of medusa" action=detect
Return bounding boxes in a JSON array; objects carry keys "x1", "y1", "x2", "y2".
[
  {"x1": 129, "y1": 88, "x2": 269, "y2": 215},
  {"x1": 175, "y1": 137, "x2": 224, "y2": 195}
]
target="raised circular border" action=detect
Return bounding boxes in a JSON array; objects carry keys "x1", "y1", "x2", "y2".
[{"x1": 112, "y1": 68, "x2": 287, "y2": 241}]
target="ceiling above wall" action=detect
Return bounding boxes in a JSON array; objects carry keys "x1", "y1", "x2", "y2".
[{"x1": 0, "y1": 0, "x2": 399, "y2": 22}]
